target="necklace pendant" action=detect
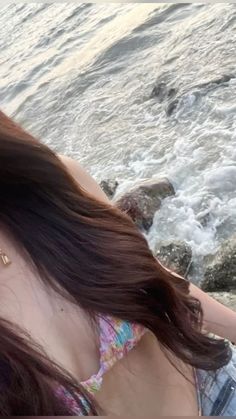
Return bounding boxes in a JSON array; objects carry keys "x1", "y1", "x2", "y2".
[{"x1": 0, "y1": 250, "x2": 11, "y2": 266}]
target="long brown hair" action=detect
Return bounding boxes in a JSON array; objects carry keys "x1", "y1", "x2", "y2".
[{"x1": 0, "y1": 110, "x2": 231, "y2": 415}]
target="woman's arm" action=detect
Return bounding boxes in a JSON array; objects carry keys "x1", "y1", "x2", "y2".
[
  {"x1": 189, "y1": 283, "x2": 236, "y2": 343},
  {"x1": 60, "y1": 155, "x2": 236, "y2": 342}
]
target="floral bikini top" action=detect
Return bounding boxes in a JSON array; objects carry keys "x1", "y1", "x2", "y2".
[
  {"x1": 56, "y1": 316, "x2": 146, "y2": 415},
  {"x1": 56, "y1": 316, "x2": 236, "y2": 416}
]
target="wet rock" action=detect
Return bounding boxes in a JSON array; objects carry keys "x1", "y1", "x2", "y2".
[
  {"x1": 150, "y1": 74, "x2": 235, "y2": 117},
  {"x1": 100, "y1": 179, "x2": 118, "y2": 199},
  {"x1": 150, "y1": 82, "x2": 179, "y2": 116},
  {"x1": 154, "y1": 240, "x2": 192, "y2": 277},
  {"x1": 197, "y1": 74, "x2": 234, "y2": 90},
  {"x1": 116, "y1": 178, "x2": 175, "y2": 231},
  {"x1": 166, "y1": 99, "x2": 179, "y2": 116},
  {"x1": 207, "y1": 291, "x2": 236, "y2": 312},
  {"x1": 196, "y1": 210, "x2": 212, "y2": 228},
  {"x1": 201, "y1": 235, "x2": 236, "y2": 292},
  {"x1": 150, "y1": 82, "x2": 177, "y2": 102}
]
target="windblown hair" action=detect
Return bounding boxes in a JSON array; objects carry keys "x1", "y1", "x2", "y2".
[{"x1": 0, "y1": 110, "x2": 231, "y2": 415}]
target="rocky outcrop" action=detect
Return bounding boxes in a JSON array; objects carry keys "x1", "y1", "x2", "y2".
[
  {"x1": 116, "y1": 178, "x2": 175, "y2": 231},
  {"x1": 100, "y1": 179, "x2": 118, "y2": 199},
  {"x1": 102, "y1": 174, "x2": 235, "y2": 296},
  {"x1": 154, "y1": 240, "x2": 192, "y2": 277},
  {"x1": 201, "y1": 235, "x2": 236, "y2": 292},
  {"x1": 150, "y1": 74, "x2": 235, "y2": 116}
]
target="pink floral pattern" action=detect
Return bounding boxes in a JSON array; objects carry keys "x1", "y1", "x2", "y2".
[{"x1": 58, "y1": 316, "x2": 146, "y2": 414}]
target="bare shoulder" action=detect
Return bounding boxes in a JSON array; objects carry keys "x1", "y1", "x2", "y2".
[
  {"x1": 59, "y1": 155, "x2": 84, "y2": 178},
  {"x1": 59, "y1": 155, "x2": 110, "y2": 204}
]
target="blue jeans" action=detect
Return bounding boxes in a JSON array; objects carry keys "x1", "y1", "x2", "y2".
[{"x1": 197, "y1": 344, "x2": 236, "y2": 416}]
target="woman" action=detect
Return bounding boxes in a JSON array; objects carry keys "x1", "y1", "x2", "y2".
[{"x1": 0, "y1": 110, "x2": 236, "y2": 416}]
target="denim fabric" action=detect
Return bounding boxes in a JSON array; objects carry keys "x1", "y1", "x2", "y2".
[{"x1": 197, "y1": 344, "x2": 236, "y2": 416}]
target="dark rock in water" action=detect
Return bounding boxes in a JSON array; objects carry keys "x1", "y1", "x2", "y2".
[
  {"x1": 150, "y1": 82, "x2": 167, "y2": 101},
  {"x1": 150, "y1": 82, "x2": 179, "y2": 116},
  {"x1": 117, "y1": 193, "x2": 160, "y2": 230},
  {"x1": 154, "y1": 240, "x2": 192, "y2": 277},
  {"x1": 116, "y1": 178, "x2": 175, "y2": 231},
  {"x1": 166, "y1": 99, "x2": 179, "y2": 116},
  {"x1": 197, "y1": 74, "x2": 234, "y2": 90},
  {"x1": 196, "y1": 210, "x2": 212, "y2": 228},
  {"x1": 150, "y1": 83, "x2": 164, "y2": 100},
  {"x1": 150, "y1": 74, "x2": 235, "y2": 117},
  {"x1": 167, "y1": 88, "x2": 177, "y2": 99},
  {"x1": 100, "y1": 179, "x2": 118, "y2": 199},
  {"x1": 150, "y1": 82, "x2": 177, "y2": 102},
  {"x1": 201, "y1": 235, "x2": 236, "y2": 292}
]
